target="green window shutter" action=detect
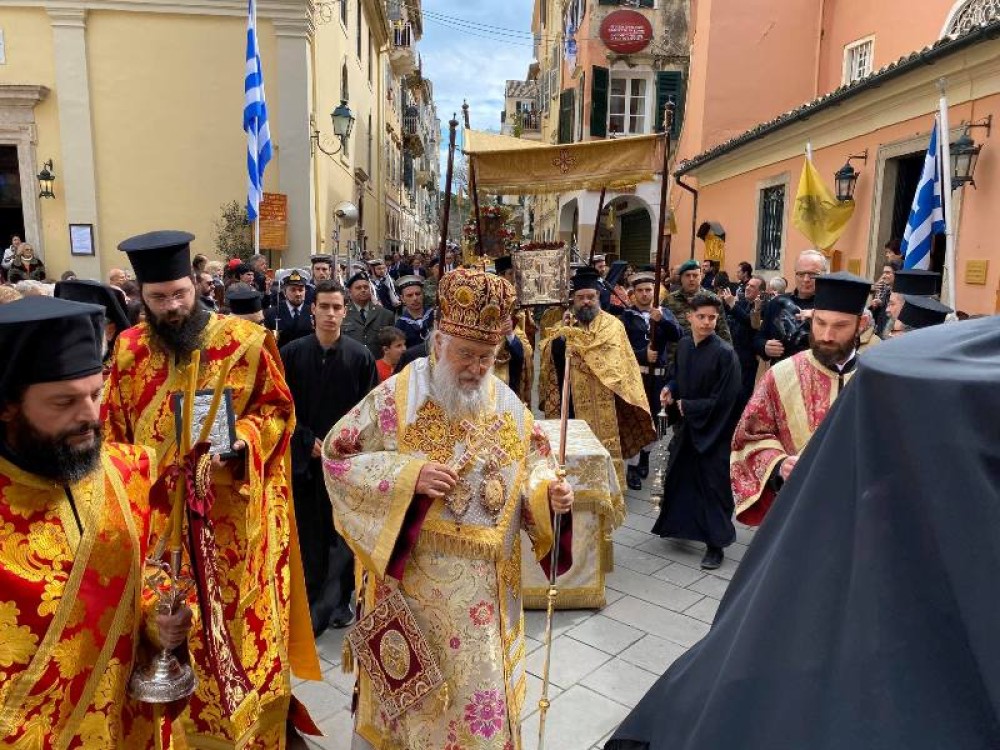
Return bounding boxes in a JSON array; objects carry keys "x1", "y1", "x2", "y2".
[
  {"x1": 638, "y1": 0, "x2": 654, "y2": 6},
  {"x1": 655, "y1": 70, "x2": 686, "y2": 139},
  {"x1": 590, "y1": 65, "x2": 609, "y2": 138},
  {"x1": 598, "y1": 0, "x2": 619, "y2": 5},
  {"x1": 558, "y1": 89, "x2": 575, "y2": 144}
]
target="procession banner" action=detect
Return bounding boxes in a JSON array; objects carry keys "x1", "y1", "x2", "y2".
[{"x1": 465, "y1": 130, "x2": 662, "y2": 195}]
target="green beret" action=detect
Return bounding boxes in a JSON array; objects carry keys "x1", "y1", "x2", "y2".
[{"x1": 678, "y1": 260, "x2": 700, "y2": 275}]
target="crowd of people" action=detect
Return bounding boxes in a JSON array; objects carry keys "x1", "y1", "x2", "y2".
[{"x1": 0, "y1": 227, "x2": 991, "y2": 749}]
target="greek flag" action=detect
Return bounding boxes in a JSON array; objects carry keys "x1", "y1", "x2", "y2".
[
  {"x1": 244, "y1": 0, "x2": 271, "y2": 222},
  {"x1": 901, "y1": 119, "x2": 945, "y2": 270}
]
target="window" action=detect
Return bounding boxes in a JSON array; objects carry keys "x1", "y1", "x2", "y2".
[
  {"x1": 757, "y1": 184, "x2": 785, "y2": 271},
  {"x1": 340, "y1": 0, "x2": 347, "y2": 27},
  {"x1": 608, "y1": 77, "x2": 647, "y2": 135},
  {"x1": 368, "y1": 30, "x2": 373, "y2": 83},
  {"x1": 843, "y1": 37, "x2": 874, "y2": 85}
]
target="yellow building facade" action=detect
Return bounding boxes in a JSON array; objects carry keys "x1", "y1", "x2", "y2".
[{"x1": 0, "y1": 0, "x2": 438, "y2": 279}]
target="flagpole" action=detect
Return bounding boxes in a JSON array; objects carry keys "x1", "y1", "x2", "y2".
[{"x1": 937, "y1": 78, "x2": 956, "y2": 306}]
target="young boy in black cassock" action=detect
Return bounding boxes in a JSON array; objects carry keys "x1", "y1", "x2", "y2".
[{"x1": 652, "y1": 291, "x2": 743, "y2": 570}]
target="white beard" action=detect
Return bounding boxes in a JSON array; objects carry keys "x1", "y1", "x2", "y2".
[{"x1": 431, "y1": 356, "x2": 490, "y2": 422}]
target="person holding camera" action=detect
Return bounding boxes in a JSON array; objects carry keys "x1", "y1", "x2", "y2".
[{"x1": 753, "y1": 249, "x2": 827, "y2": 364}]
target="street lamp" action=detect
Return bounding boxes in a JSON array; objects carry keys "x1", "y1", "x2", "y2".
[
  {"x1": 834, "y1": 150, "x2": 868, "y2": 202},
  {"x1": 311, "y1": 100, "x2": 356, "y2": 158},
  {"x1": 950, "y1": 115, "x2": 991, "y2": 189},
  {"x1": 37, "y1": 159, "x2": 56, "y2": 199}
]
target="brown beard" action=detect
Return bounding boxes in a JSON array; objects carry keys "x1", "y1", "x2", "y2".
[
  {"x1": 810, "y1": 330, "x2": 856, "y2": 369},
  {"x1": 2, "y1": 411, "x2": 102, "y2": 483},
  {"x1": 144, "y1": 300, "x2": 210, "y2": 357}
]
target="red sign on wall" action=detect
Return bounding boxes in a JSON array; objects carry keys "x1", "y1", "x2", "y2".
[{"x1": 599, "y1": 10, "x2": 653, "y2": 55}]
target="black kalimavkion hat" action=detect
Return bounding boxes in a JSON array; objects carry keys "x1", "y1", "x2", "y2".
[
  {"x1": 0, "y1": 296, "x2": 105, "y2": 402},
  {"x1": 118, "y1": 230, "x2": 196, "y2": 284}
]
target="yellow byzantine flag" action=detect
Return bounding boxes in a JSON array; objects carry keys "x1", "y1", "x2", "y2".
[{"x1": 792, "y1": 157, "x2": 855, "y2": 251}]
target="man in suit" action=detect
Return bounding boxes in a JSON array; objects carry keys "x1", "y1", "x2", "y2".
[
  {"x1": 263, "y1": 269, "x2": 313, "y2": 346},
  {"x1": 341, "y1": 270, "x2": 395, "y2": 357}
]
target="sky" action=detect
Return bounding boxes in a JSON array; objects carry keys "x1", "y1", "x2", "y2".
[{"x1": 417, "y1": 0, "x2": 537, "y2": 188}]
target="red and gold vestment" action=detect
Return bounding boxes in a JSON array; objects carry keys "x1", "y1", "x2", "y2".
[
  {"x1": 102, "y1": 314, "x2": 319, "y2": 749},
  {"x1": 731, "y1": 350, "x2": 855, "y2": 526},
  {"x1": 0, "y1": 443, "x2": 161, "y2": 747}
]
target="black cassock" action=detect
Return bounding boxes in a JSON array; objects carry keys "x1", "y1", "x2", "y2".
[
  {"x1": 280, "y1": 333, "x2": 378, "y2": 628},
  {"x1": 652, "y1": 333, "x2": 741, "y2": 548},
  {"x1": 609, "y1": 315, "x2": 1000, "y2": 750}
]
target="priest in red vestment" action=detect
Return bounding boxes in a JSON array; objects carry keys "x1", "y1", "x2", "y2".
[
  {"x1": 102, "y1": 231, "x2": 320, "y2": 749},
  {"x1": 731, "y1": 272, "x2": 872, "y2": 526},
  {"x1": 0, "y1": 296, "x2": 191, "y2": 747}
]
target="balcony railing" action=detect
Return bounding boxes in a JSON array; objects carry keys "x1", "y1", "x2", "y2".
[{"x1": 519, "y1": 110, "x2": 541, "y2": 132}]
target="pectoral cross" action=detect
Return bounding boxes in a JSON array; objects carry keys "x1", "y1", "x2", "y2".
[{"x1": 453, "y1": 415, "x2": 508, "y2": 474}]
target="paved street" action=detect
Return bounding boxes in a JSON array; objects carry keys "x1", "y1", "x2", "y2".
[{"x1": 296, "y1": 456, "x2": 756, "y2": 750}]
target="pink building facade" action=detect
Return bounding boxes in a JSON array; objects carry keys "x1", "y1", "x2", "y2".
[{"x1": 673, "y1": 0, "x2": 1000, "y2": 314}]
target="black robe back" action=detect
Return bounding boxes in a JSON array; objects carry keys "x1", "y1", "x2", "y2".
[{"x1": 608, "y1": 316, "x2": 1000, "y2": 750}]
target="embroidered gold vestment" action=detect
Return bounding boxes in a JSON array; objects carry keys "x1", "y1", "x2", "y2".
[
  {"x1": 538, "y1": 310, "x2": 655, "y2": 512},
  {"x1": 323, "y1": 357, "x2": 559, "y2": 750},
  {"x1": 0, "y1": 444, "x2": 160, "y2": 748},
  {"x1": 102, "y1": 314, "x2": 320, "y2": 748}
]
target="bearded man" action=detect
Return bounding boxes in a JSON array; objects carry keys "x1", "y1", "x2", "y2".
[
  {"x1": 540, "y1": 266, "x2": 656, "y2": 498},
  {"x1": 323, "y1": 268, "x2": 573, "y2": 750},
  {"x1": 731, "y1": 271, "x2": 872, "y2": 526},
  {"x1": 102, "y1": 231, "x2": 320, "y2": 749},
  {"x1": 0, "y1": 296, "x2": 191, "y2": 746}
]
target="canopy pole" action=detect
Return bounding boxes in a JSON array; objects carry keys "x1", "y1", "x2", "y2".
[
  {"x1": 463, "y1": 102, "x2": 485, "y2": 257},
  {"x1": 652, "y1": 98, "x2": 676, "y2": 342},
  {"x1": 439, "y1": 114, "x2": 459, "y2": 272},
  {"x1": 588, "y1": 187, "x2": 607, "y2": 264}
]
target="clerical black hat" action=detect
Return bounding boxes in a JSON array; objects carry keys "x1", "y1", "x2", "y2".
[
  {"x1": 893, "y1": 269, "x2": 941, "y2": 297},
  {"x1": 55, "y1": 279, "x2": 129, "y2": 332},
  {"x1": 494, "y1": 256, "x2": 513, "y2": 275},
  {"x1": 226, "y1": 285, "x2": 263, "y2": 315},
  {"x1": 898, "y1": 295, "x2": 952, "y2": 329},
  {"x1": 813, "y1": 271, "x2": 871, "y2": 315},
  {"x1": 118, "y1": 230, "x2": 195, "y2": 284},
  {"x1": 570, "y1": 266, "x2": 603, "y2": 293},
  {"x1": 310, "y1": 254, "x2": 333, "y2": 265},
  {"x1": 0, "y1": 297, "x2": 105, "y2": 402},
  {"x1": 282, "y1": 270, "x2": 307, "y2": 287}
]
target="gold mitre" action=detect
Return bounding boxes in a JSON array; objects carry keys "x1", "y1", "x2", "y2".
[{"x1": 437, "y1": 267, "x2": 516, "y2": 345}]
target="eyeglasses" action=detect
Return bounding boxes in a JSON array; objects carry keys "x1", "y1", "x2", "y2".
[
  {"x1": 145, "y1": 288, "x2": 193, "y2": 307},
  {"x1": 795, "y1": 271, "x2": 820, "y2": 280},
  {"x1": 452, "y1": 347, "x2": 497, "y2": 367}
]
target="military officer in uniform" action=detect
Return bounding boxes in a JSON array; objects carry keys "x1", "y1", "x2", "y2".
[{"x1": 263, "y1": 269, "x2": 313, "y2": 345}]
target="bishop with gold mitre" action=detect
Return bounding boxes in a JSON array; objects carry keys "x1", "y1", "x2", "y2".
[{"x1": 323, "y1": 267, "x2": 574, "y2": 750}]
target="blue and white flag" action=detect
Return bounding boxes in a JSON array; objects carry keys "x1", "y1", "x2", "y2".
[
  {"x1": 901, "y1": 118, "x2": 946, "y2": 270},
  {"x1": 244, "y1": 0, "x2": 271, "y2": 222}
]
